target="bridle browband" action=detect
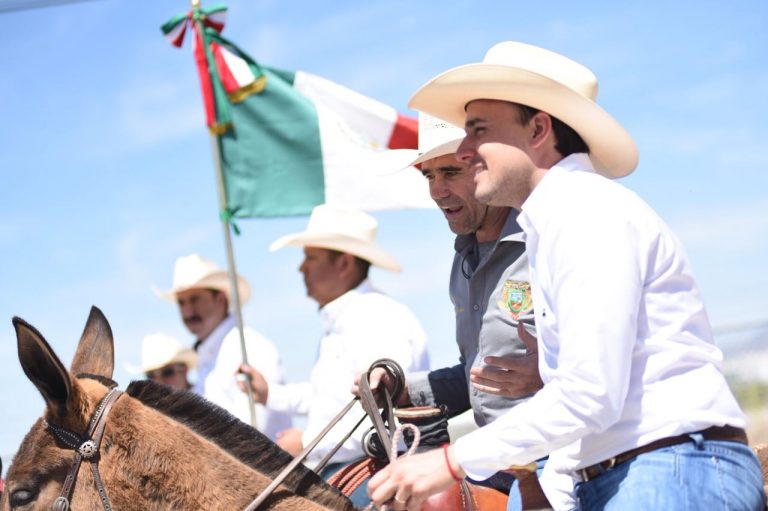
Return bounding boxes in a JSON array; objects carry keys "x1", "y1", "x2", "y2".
[{"x1": 44, "y1": 388, "x2": 123, "y2": 511}]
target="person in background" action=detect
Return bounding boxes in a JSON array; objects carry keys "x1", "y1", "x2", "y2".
[
  {"x1": 238, "y1": 204, "x2": 429, "y2": 507},
  {"x1": 155, "y1": 253, "x2": 292, "y2": 440},
  {"x1": 125, "y1": 332, "x2": 197, "y2": 390}
]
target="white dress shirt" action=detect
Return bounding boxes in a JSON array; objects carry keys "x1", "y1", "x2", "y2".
[
  {"x1": 194, "y1": 314, "x2": 292, "y2": 440},
  {"x1": 454, "y1": 154, "x2": 744, "y2": 507},
  {"x1": 266, "y1": 279, "x2": 430, "y2": 467}
]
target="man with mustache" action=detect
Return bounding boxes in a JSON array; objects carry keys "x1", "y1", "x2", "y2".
[{"x1": 156, "y1": 253, "x2": 292, "y2": 440}]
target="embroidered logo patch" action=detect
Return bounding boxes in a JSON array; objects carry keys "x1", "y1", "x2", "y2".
[{"x1": 498, "y1": 280, "x2": 533, "y2": 319}]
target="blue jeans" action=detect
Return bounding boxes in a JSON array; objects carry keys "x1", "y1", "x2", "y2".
[{"x1": 575, "y1": 436, "x2": 766, "y2": 510}]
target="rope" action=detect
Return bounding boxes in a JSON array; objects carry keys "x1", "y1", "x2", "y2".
[
  {"x1": 327, "y1": 458, "x2": 384, "y2": 497},
  {"x1": 365, "y1": 423, "x2": 421, "y2": 511}
]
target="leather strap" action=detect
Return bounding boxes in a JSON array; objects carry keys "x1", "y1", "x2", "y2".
[
  {"x1": 505, "y1": 467, "x2": 551, "y2": 510},
  {"x1": 458, "y1": 479, "x2": 477, "y2": 511},
  {"x1": 49, "y1": 388, "x2": 123, "y2": 511},
  {"x1": 394, "y1": 406, "x2": 443, "y2": 420},
  {"x1": 313, "y1": 413, "x2": 368, "y2": 474},
  {"x1": 88, "y1": 389, "x2": 122, "y2": 511},
  {"x1": 357, "y1": 367, "x2": 394, "y2": 462},
  {"x1": 243, "y1": 358, "x2": 405, "y2": 511},
  {"x1": 579, "y1": 425, "x2": 748, "y2": 482},
  {"x1": 243, "y1": 398, "x2": 361, "y2": 511},
  {"x1": 357, "y1": 359, "x2": 406, "y2": 462}
]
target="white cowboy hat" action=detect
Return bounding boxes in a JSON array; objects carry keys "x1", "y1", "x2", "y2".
[
  {"x1": 408, "y1": 41, "x2": 638, "y2": 178},
  {"x1": 269, "y1": 204, "x2": 401, "y2": 272},
  {"x1": 153, "y1": 253, "x2": 251, "y2": 304},
  {"x1": 124, "y1": 332, "x2": 197, "y2": 375},
  {"x1": 384, "y1": 112, "x2": 466, "y2": 169}
]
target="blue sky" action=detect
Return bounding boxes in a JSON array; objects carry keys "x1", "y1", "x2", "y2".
[{"x1": 1, "y1": 0, "x2": 767, "y2": 466}]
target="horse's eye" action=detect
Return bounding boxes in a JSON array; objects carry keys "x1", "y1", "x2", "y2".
[{"x1": 10, "y1": 488, "x2": 38, "y2": 507}]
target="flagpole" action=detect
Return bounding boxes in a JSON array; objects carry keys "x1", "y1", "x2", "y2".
[
  {"x1": 192, "y1": 0, "x2": 258, "y2": 428},
  {"x1": 208, "y1": 135, "x2": 258, "y2": 429}
]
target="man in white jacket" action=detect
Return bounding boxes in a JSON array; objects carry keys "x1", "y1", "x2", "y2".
[
  {"x1": 156, "y1": 253, "x2": 292, "y2": 440},
  {"x1": 238, "y1": 204, "x2": 429, "y2": 506}
]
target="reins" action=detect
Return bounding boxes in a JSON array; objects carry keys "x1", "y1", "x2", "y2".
[
  {"x1": 356, "y1": 359, "x2": 403, "y2": 463},
  {"x1": 44, "y1": 388, "x2": 123, "y2": 511},
  {"x1": 243, "y1": 359, "x2": 404, "y2": 511}
]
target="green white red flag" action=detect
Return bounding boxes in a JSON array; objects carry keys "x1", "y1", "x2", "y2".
[{"x1": 161, "y1": 4, "x2": 432, "y2": 218}]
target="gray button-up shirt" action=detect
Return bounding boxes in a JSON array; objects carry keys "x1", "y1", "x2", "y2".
[{"x1": 409, "y1": 210, "x2": 535, "y2": 426}]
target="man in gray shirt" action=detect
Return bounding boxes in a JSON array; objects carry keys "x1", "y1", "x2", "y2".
[{"x1": 355, "y1": 114, "x2": 546, "y2": 508}]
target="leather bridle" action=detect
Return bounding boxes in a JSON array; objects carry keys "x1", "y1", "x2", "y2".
[
  {"x1": 44, "y1": 388, "x2": 123, "y2": 511},
  {"x1": 39, "y1": 360, "x2": 401, "y2": 511}
]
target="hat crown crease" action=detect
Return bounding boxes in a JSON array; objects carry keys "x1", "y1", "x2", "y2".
[
  {"x1": 484, "y1": 42, "x2": 598, "y2": 101},
  {"x1": 307, "y1": 208, "x2": 378, "y2": 243}
]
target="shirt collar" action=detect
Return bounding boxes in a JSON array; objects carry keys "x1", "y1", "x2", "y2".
[
  {"x1": 519, "y1": 153, "x2": 594, "y2": 232},
  {"x1": 454, "y1": 209, "x2": 524, "y2": 254},
  {"x1": 319, "y1": 279, "x2": 375, "y2": 329},
  {"x1": 196, "y1": 314, "x2": 235, "y2": 356}
]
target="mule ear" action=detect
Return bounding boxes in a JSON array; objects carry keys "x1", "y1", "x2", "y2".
[
  {"x1": 70, "y1": 306, "x2": 115, "y2": 379},
  {"x1": 14, "y1": 316, "x2": 73, "y2": 413}
]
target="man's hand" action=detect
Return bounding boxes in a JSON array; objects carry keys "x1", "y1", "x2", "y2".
[
  {"x1": 276, "y1": 428, "x2": 303, "y2": 457},
  {"x1": 368, "y1": 445, "x2": 463, "y2": 510},
  {"x1": 469, "y1": 322, "x2": 543, "y2": 397},
  {"x1": 351, "y1": 367, "x2": 412, "y2": 407},
  {"x1": 236, "y1": 364, "x2": 269, "y2": 405}
]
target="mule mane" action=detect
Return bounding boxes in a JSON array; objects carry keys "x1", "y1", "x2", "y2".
[
  {"x1": 125, "y1": 380, "x2": 353, "y2": 510},
  {"x1": 77, "y1": 373, "x2": 118, "y2": 389}
]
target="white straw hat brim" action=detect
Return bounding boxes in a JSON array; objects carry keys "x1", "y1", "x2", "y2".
[
  {"x1": 153, "y1": 271, "x2": 252, "y2": 304},
  {"x1": 409, "y1": 63, "x2": 638, "y2": 178},
  {"x1": 124, "y1": 348, "x2": 198, "y2": 375},
  {"x1": 385, "y1": 137, "x2": 464, "y2": 170},
  {"x1": 270, "y1": 233, "x2": 401, "y2": 273}
]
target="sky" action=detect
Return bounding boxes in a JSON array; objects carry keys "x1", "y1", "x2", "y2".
[{"x1": 1, "y1": 0, "x2": 767, "y2": 469}]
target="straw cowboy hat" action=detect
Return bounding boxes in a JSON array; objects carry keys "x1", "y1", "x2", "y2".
[
  {"x1": 408, "y1": 41, "x2": 638, "y2": 178},
  {"x1": 154, "y1": 253, "x2": 252, "y2": 304},
  {"x1": 385, "y1": 112, "x2": 466, "y2": 169},
  {"x1": 124, "y1": 332, "x2": 197, "y2": 375},
  {"x1": 270, "y1": 204, "x2": 401, "y2": 272}
]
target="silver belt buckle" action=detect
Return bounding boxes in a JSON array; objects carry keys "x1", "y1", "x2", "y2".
[{"x1": 579, "y1": 456, "x2": 617, "y2": 482}]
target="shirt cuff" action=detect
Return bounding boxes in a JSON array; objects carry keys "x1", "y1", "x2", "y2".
[
  {"x1": 454, "y1": 425, "x2": 522, "y2": 481},
  {"x1": 406, "y1": 370, "x2": 436, "y2": 407}
]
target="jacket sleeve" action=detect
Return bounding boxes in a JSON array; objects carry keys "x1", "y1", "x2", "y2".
[{"x1": 407, "y1": 361, "x2": 471, "y2": 418}]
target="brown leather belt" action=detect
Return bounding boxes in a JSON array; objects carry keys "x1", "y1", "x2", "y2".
[{"x1": 578, "y1": 425, "x2": 748, "y2": 482}]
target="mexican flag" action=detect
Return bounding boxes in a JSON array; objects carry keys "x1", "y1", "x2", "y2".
[{"x1": 162, "y1": 4, "x2": 432, "y2": 218}]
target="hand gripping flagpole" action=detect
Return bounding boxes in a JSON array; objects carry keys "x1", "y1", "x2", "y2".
[{"x1": 188, "y1": 0, "x2": 258, "y2": 428}]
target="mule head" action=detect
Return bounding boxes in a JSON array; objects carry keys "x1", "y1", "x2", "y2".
[{"x1": 4, "y1": 306, "x2": 116, "y2": 510}]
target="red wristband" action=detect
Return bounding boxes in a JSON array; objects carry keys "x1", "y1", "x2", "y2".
[{"x1": 442, "y1": 443, "x2": 462, "y2": 482}]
